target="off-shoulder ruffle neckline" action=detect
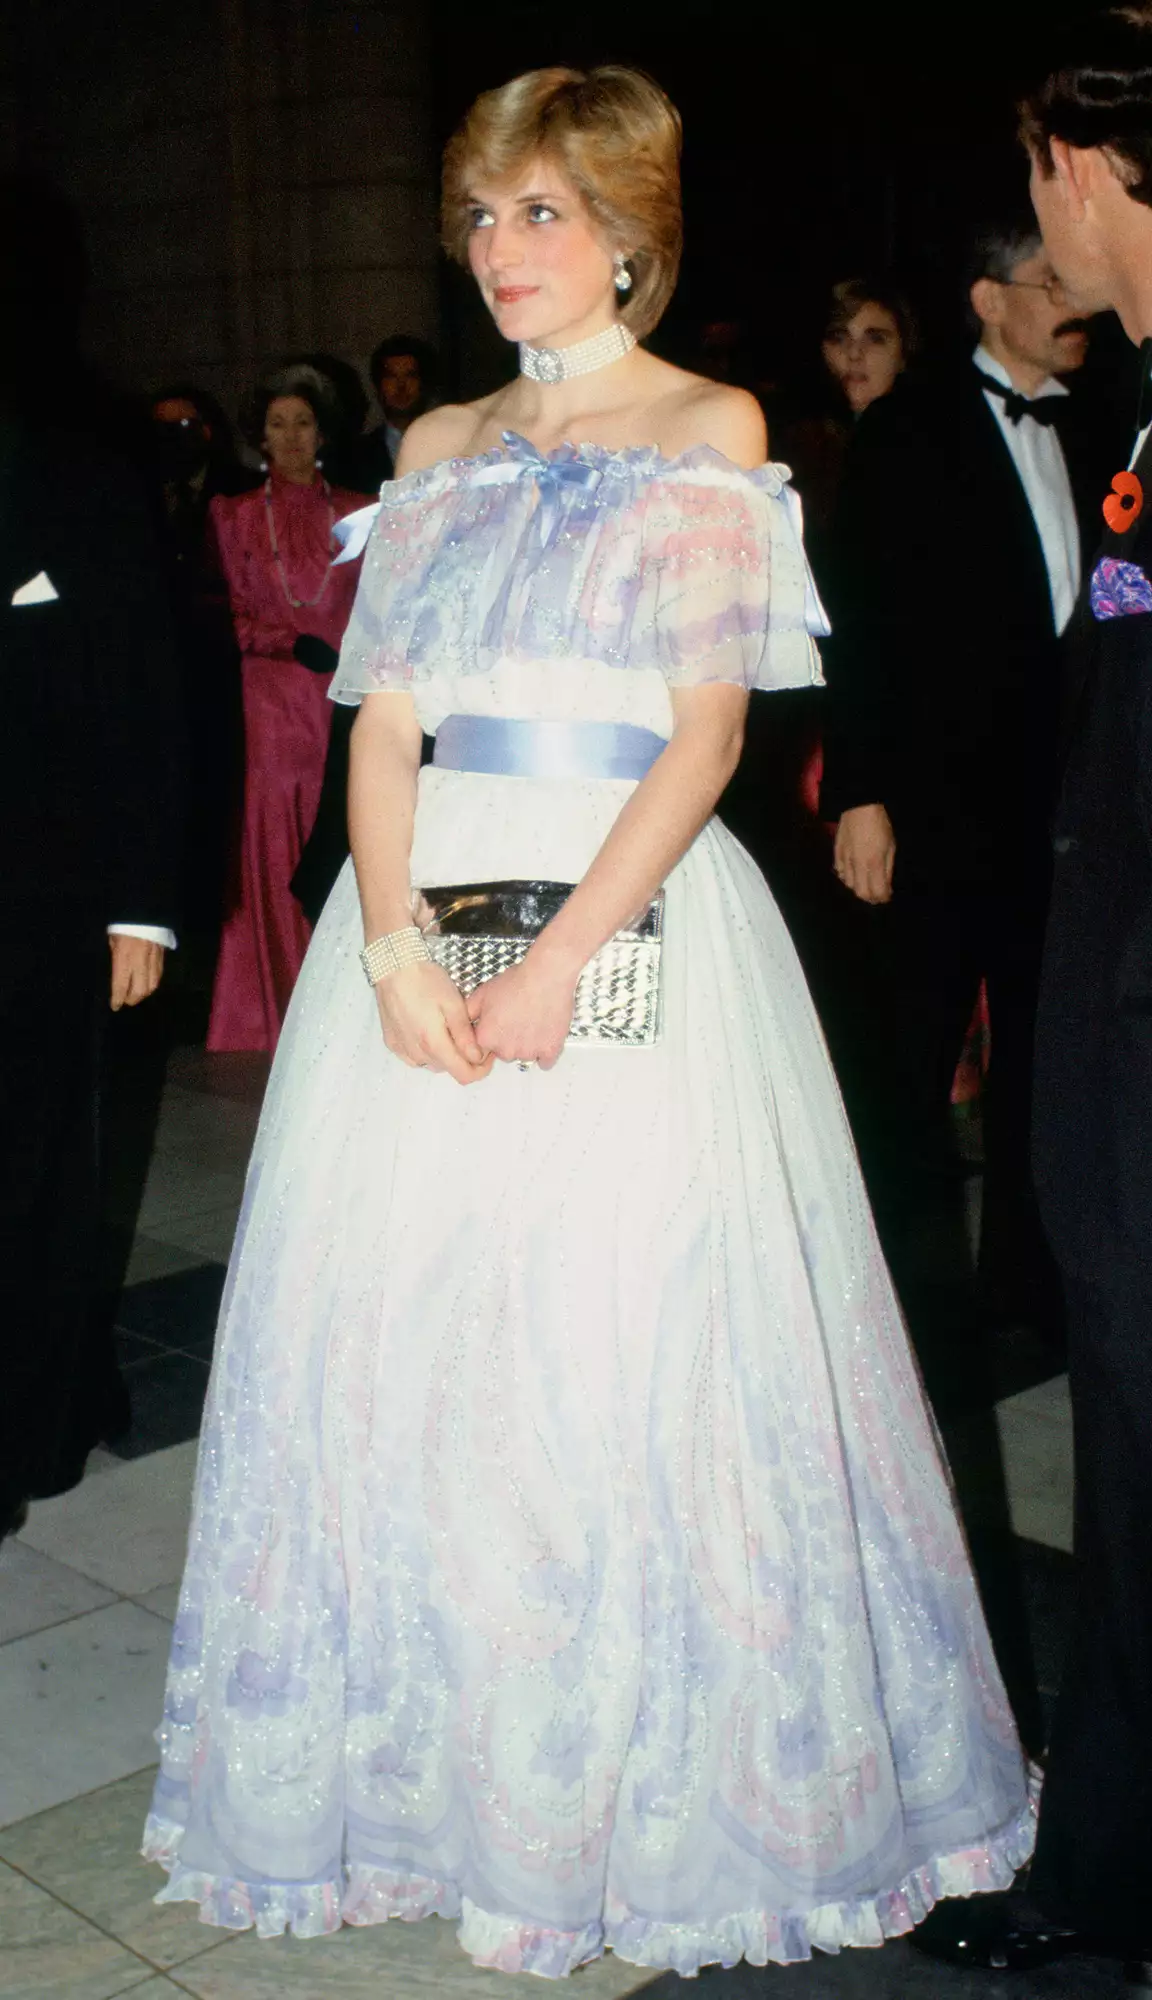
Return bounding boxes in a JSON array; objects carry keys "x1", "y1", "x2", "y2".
[{"x1": 391, "y1": 430, "x2": 790, "y2": 500}]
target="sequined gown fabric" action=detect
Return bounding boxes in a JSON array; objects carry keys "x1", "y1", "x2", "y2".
[
  {"x1": 207, "y1": 474, "x2": 365, "y2": 1054},
  {"x1": 145, "y1": 438, "x2": 1034, "y2": 1978}
]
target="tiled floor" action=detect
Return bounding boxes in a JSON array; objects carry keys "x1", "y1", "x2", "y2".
[{"x1": 0, "y1": 1027, "x2": 1111, "y2": 1999}]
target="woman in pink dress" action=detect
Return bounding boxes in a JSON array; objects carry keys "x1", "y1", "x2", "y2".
[{"x1": 207, "y1": 383, "x2": 366, "y2": 1051}]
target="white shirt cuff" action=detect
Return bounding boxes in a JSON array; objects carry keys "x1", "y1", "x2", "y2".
[{"x1": 108, "y1": 923, "x2": 177, "y2": 951}]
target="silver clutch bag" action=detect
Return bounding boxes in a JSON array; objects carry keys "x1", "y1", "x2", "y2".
[{"x1": 413, "y1": 880, "x2": 664, "y2": 1047}]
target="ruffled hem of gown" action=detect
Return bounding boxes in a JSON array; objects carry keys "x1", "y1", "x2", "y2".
[{"x1": 142, "y1": 1788, "x2": 1038, "y2": 1979}]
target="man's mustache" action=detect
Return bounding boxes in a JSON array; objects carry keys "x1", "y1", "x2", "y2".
[{"x1": 1054, "y1": 317, "x2": 1091, "y2": 337}]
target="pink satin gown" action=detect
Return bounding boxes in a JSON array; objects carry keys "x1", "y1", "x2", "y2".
[{"x1": 207, "y1": 474, "x2": 365, "y2": 1052}]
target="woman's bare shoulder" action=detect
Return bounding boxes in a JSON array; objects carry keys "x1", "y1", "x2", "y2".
[
  {"x1": 393, "y1": 396, "x2": 504, "y2": 478},
  {"x1": 648, "y1": 368, "x2": 768, "y2": 470}
]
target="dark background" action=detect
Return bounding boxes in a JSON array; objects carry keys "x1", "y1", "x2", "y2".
[
  {"x1": 432, "y1": 0, "x2": 1127, "y2": 397},
  {"x1": 1, "y1": 0, "x2": 1134, "y2": 415}
]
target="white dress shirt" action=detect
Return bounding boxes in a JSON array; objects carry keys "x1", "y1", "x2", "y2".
[
  {"x1": 976, "y1": 345, "x2": 1081, "y2": 635},
  {"x1": 109, "y1": 923, "x2": 177, "y2": 949}
]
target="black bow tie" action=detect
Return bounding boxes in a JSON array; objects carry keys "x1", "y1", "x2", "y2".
[
  {"x1": 1135, "y1": 336, "x2": 1152, "y2": 437},
  {"x1": 976, "y1": 373, "x2": 1066, "y2": 426}
]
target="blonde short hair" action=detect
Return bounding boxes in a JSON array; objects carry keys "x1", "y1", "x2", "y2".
[{"x1": 442, "y1": 66, "x2": 683, "y2": 341}]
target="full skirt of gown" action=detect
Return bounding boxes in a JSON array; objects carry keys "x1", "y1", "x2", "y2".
[{"x1": 146, "y1": 672, "x2": 1033, "y2": 1978}]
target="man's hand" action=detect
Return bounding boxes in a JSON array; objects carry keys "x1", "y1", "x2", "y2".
[
  {"x1": 109, "y1": 935, "x2": 165, "y2": 1010},
  {"x1": 834, "y1": 803, "x2": 896, "y2": 905}
]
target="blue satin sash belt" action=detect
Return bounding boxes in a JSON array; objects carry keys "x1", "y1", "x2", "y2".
[{"x1": 432, "y1": 715, "x2": 667, "y2": 782}]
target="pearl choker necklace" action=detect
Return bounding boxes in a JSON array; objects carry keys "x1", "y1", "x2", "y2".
[{"x1": 519, "y1": 322, "x2": 637, "y2": 385}]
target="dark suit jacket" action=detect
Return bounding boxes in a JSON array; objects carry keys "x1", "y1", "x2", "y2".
[
  {"x1": 334, "y1": 425, "x2": 394, "y2": 497},
  {"x1": 160, "y1": 457, "x2": 255, "y2": 580},
  {"x1": 1033, "y1": 426, "x2": 1152, "y2": 1281},
  {"x1": 819, "y1": 364, "x2": 1112, "y2": 883},
  {"x1": 0, "y1": 420, "x2": 184, "y2": 941}
]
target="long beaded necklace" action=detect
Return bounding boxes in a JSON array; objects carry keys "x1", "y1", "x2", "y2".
[{"x1": 264, "y1": 475, "x2": 336, "y2": 609}]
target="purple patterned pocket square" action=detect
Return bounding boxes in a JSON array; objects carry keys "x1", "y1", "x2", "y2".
[{"x1": 1091, "y1": 556, "x2": 1152, "y2": 620}]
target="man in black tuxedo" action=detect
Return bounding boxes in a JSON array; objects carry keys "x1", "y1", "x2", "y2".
[
  {"x1": 149, "y1": 386, "x2": 253, "y2": 955},
  {"x1": 820, "y1": 222, "x2": 1112, "y2": 1341},
  {"x1": 913, "y1": 6, "x2": 1152, "y2": 1981},
  {"x1": 0, "y1": 416, "x2": 183, "y2": 1536}
]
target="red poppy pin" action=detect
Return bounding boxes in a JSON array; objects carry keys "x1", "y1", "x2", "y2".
[{"x1": 1103, "y1": 470, "x2": 1144, "y2": 534}]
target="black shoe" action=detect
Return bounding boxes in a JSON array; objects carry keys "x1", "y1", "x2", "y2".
[
  {"x1": 911, "y1": 1893, "x2": 1081, "y2": 1972},
  {"x1": 913, "y1": 1895, "x2": 1152, "y2": 1979},
  {"x1": 977, "y1": 1274, "x2": 1067, "y2": 1348},
  {"x1": 25, "y1": 1456, "x2": 89, "y2": 1502},
  {"x1": 1, "y1": 1496, "x2": 29, "y2": 1543}
]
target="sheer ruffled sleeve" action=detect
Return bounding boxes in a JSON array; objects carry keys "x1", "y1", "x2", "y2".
[
  {"x1": 329, "y1": 460, "x2": 509, "y2": 704},
  {"x1": 328, "y1": 441, "x2": 828, "y2": 703},
  {"x1": 622, "y1": 456, "x2": 827, "y2": 692}
]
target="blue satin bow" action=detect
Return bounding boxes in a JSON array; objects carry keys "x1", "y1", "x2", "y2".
[
  {"x1": 333, "y1": 432, "x2": 603, "y2": 566},
  {"x1": 502, "y1": 431, "x2": 601, "y2": 541},
  {"x1": 501, "y1": 430, "x2": 601, "y2": 491}
]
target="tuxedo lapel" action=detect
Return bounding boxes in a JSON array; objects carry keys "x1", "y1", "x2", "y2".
[
  {"x1": 1051, "y1": 426, "x2": 1152, "y2": 804},
  {"x1": 962, "y1": 377, "x2": 1063, "y2": 638},
  {"x1": 0, "y1": 421, "x2": 57, "y2": 618},
  {"x1": 1100, "y1": 427, "x2": 1152, "y2": 564},
  {"x1": 1054, "y1": 393, "x2": 1125, "y2": 570},
  {"x1": 0, "y1": 417, "x2": 28, "y2": 605},
  {"x1": 1080, "y1": 428, "x2": 1152, "y2": 632}
]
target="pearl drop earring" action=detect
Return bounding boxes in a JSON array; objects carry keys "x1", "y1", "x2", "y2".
[{"x1": 614, "y1": 254, "x2": 633, "y2": 294}]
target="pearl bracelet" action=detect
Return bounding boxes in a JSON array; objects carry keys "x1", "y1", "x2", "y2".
[{"x1": 359, "y1": 926, "x2": 431, "y2": 986}]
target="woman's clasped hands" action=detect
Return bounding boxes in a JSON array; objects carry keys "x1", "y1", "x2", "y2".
[
  {"x1": 375, "y1": 950, "x2": 578, "y2": 1083},
  {"x1": 466, "y1": 952, "x2": 578, "y2": 1071}
]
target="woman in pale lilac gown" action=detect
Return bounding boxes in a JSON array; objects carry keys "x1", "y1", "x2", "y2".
[
  {"x1": 144, "y1": 65, "x2": 1034, "y2": 1979},
  {"x1": 207, "y1": 380, "x2": 366, "y2": 1052}
]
